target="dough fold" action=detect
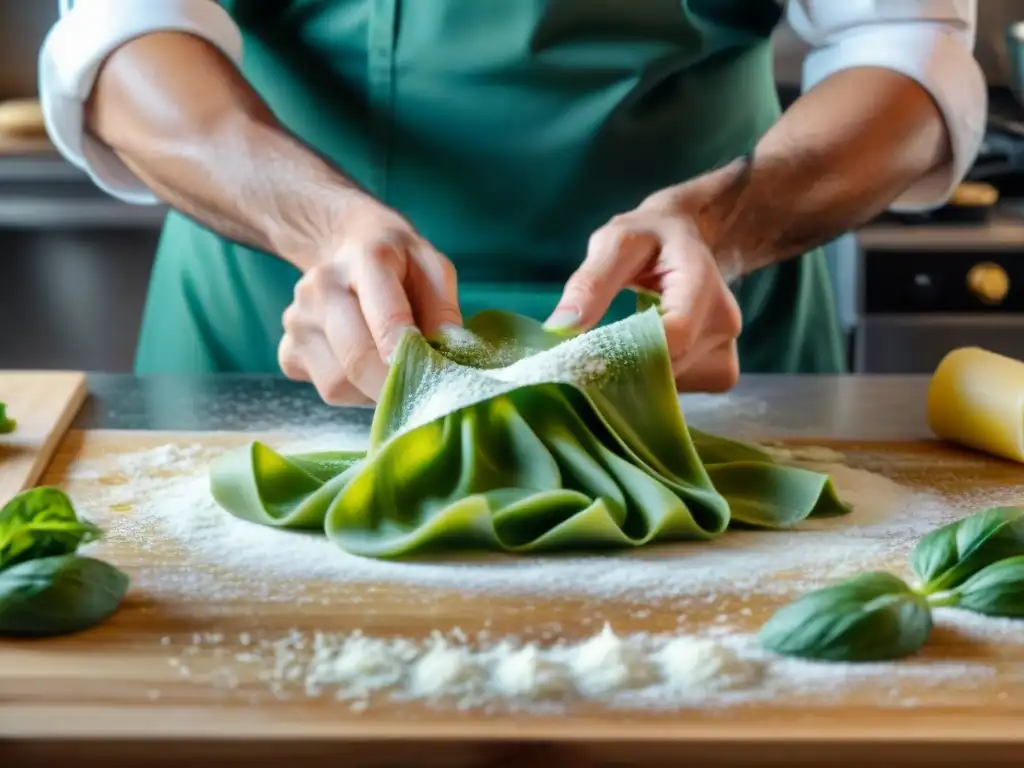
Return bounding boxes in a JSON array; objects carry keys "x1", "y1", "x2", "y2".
[{"x1": 210, "y1": 308, "x2": 848, "y2": 558}]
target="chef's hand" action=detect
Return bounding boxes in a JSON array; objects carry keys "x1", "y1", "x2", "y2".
[
  {"x1": 278, "y1": 194, "x2": 462, "y2": 405},
  {"x1": 547, "y1": 185, "x2": 743, "y2": 393}
]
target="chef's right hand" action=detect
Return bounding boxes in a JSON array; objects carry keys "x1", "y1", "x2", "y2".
[{"x1": 278, "y1": 194, "x2": 462, "y2": 405}]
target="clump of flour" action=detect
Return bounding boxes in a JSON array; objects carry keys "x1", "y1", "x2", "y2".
[
  {"x1": 566, "y1": 623, "x2": 656, "y2": 695},
  {"x1": 406, "y1": 633, "x2": 488, "y2": 699},
  {"x1": 491, "y1": 643, "x2": 576, "y2": 700},
  {"x1": 656, "y1": 636, "x2": 761, "y2": 691}
]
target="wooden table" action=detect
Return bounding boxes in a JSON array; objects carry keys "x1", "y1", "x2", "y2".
[{"x1": 3, "y1": 376, "x2": 1024, "y2": 765}]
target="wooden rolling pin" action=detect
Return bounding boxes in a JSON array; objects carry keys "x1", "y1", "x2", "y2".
[{"x1": 928, "y1": 347, "x2": 1024, "y2": 462}]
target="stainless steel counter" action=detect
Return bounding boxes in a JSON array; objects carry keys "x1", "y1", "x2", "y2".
[{"x1": 74, "y1": 373, "x2": 935, "y2": 441}]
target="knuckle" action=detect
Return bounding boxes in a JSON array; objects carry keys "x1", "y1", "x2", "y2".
[
  {"x1": 688, "y1": 344, "x2": 740, "y2": 394},
  {"x1": 716, "y1": 290, "x2": 744, "y2": 338},
  {"x1": 640, "y1": 188, "x2": 678, "y2": 213},
  {"x1": 435, "y1": 304, "x2": 463, "y2": 326},
  {"x1": 587, "y1": 222, "x2": 618, "y2": 253},
  {"x1": 301, "y1": 264, "x2": 345, "y2": 298},
  {"x1": 281, "y1": 303, "x2": 302, "y2": 331},
  {"x1": 705, "y1": 359, "x2": 740, "y2": 393},
  {"x1": 338, "y1": 339, "x2": 380, "y2": 377},
  {"x1": 293, "y1": 275, "x2": 317, "y2": 304},
  {"x1": 366, "y1": 239, "x2": 406, "y2": 268},
  {"x1": 277, "y1": 338, "x2": 306, "y2": 381},
  {"x1": 315, "y1": 373, "x2": 353, "y2": 404},
  {"x1": 565, "y1": 270, "x2": 604, "y2": 302},
  {"x1": 435, "y1": 256, "x2": 459, "y2": 288},
  {"x1": 590, "y1": 216, "x2": 653, "y2": 259}
]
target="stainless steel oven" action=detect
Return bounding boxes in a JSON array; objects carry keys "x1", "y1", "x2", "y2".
[{"x1": 854, "y1": 207, "x2": 1024, "y2": 373}]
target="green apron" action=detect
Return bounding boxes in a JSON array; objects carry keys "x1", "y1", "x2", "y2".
[{"x1": 135, "y1": 0, "x2": 845, "y2": 376}]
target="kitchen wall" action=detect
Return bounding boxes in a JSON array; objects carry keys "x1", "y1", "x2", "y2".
[{"x1": 1, "y1": 2, "x2": 1021, "y2": 372}]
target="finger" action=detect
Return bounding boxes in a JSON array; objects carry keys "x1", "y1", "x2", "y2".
[
  {"x1": 322, "y1": 289, "x2": 391, "y2": 401},
  {"x1": 674, "y1": 338, "x2": 740, "y2": 393},
  {"x1": 291, "y1": 327, "x2": 374, "y2": 406},
  {"x1": 407, "y1": 248, "x2": 463, "y2": 338},
  {"x1": 656, "y1": 231, "x2": 718, "y2": 363},
  {"x1": 277, "y1": 333, "x2": 310, "y2": 382},
  {"x1": 546, "y1": 224, "x2": 657, "y2": 334},
  {"x1": 350, "y1": 243, "x2": 417, "y2": 361}
]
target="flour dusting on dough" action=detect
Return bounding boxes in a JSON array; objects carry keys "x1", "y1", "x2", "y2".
[{"x1": 399, "y1": 321, "x2": 634, "y2": 435}]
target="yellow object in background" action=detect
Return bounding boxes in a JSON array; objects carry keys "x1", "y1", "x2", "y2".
[
  {"x1": 0, "y1": 98, "x2": 45, "y2": 137},
  {"x1": 927, "y1": 347, "x2": 1024, "y2": 463}
]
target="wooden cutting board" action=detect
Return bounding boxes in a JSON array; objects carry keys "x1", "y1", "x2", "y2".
[
  {"x1": 0, "y1": 371, "x2": 87, "y2": 503},
  {"x1": 5, "y1": 429, "x2": 1024, "y2": 765}
]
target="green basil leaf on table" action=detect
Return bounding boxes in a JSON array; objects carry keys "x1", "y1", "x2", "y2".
[
  {"x1": 910, "y1": 506, "x2": 1024, "y2": 594},
  {"x1": 758, "y1": 572, "x2": 933, "y2": 662},
  {"x1": 0, "y1": 402, "x2": 14, "y2": 434},
  {"x1": 0, "y1": 554, "x2": 130, "y2": 636},
  {"x1": 0, "y1": 486, "x2": 102, "y2": 570},
  {"x1": 210, "y1": 309, "x2": 850, "y2": 558},
  {"x1": 945, "y1": 555, "x2": 1024, "y2": 617}
]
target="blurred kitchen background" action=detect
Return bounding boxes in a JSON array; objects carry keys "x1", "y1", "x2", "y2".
[{"x1": 2, "y1": 2, "x2": 1024, "y2": 373}]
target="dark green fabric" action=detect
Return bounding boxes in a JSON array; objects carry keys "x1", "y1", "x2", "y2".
[{"x1": 134, "y1": 0, "x2": 845, "y2": 376}]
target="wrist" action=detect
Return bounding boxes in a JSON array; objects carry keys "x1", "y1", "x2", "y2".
[
  {"x1": 650, "y1": 157, "x2": 776, "y2": 281},
  {"x1": 692, "y1": 158, "x2": 754, "y2": 281},
  {"x1": 266, "y1": 173, "x2": 370, "y2": 273}
]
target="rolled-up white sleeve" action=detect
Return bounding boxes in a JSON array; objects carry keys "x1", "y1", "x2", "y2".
[
  {"x1": 786, "y1": 0, "x2": 986, "y2": 213},
  {"x1": 39, "y1": 0, "x2": 244, "y2": 205}
]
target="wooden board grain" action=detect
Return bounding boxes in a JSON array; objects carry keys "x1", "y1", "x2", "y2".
[
  {"x1": 0, "y1": 371, "x2": 87, "y2": 503},
  {"x1": 4, "y1": 429, "x2": 1024, "y2": 764}
]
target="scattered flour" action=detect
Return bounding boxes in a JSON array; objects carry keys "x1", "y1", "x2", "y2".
[
  {"x1": 161, "y1": 624, "x2": 996, "y2": 712},
  {"x1": 304, "y1": 630, "x2": 414, "y2": 698},
  {"x1": 64, "y1": 432, "x2": 1024, "y2": 712},
  {"x1": 74, "y1": 436, "x2": 967, "y2": 604}
]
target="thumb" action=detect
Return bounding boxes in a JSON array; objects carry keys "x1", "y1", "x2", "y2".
[{"x1": 546, "y1": 226, "x2": 658, "y2": 334}]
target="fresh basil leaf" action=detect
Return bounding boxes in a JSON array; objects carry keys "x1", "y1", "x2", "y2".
[
  {"x1": 911, "y1": 507, "x2": 1024, "y2": 593},
  {"x1": 0, "y1": 486, "x2": 102, "y2": 570},
  {"x1": 949, "y1": 555, "x2": 1024, "y2": 617},
  {"x1": 758, "y1": 572, "x2": 933, "y2": 662},
  {"x1": 0, "y1": 554, "x2": 129, "y2": 636},
  {"x1": 0, "y1": 402, "x2": 14, "y2": 434}
]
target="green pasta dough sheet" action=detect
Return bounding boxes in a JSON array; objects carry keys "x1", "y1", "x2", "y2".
[{"x1": 210, "y1": 308, "x2": 849, "y2": 558}]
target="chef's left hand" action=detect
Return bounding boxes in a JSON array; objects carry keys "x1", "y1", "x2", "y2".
[{"x1": 546, "y1": 184, "x2": 743, "y2": 393}]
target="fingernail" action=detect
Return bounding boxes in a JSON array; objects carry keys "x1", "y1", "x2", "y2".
[{"x1": 543, "y1": 309, "x2": 580, "y2": 332}]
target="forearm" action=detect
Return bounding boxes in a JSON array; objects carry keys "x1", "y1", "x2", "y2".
[
  {"x1": 87, "y1": 32, "x2": 355, "y2": 270},
  {"x1": 694, "y1": 67, "x2": 953, "y2": 278}
]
